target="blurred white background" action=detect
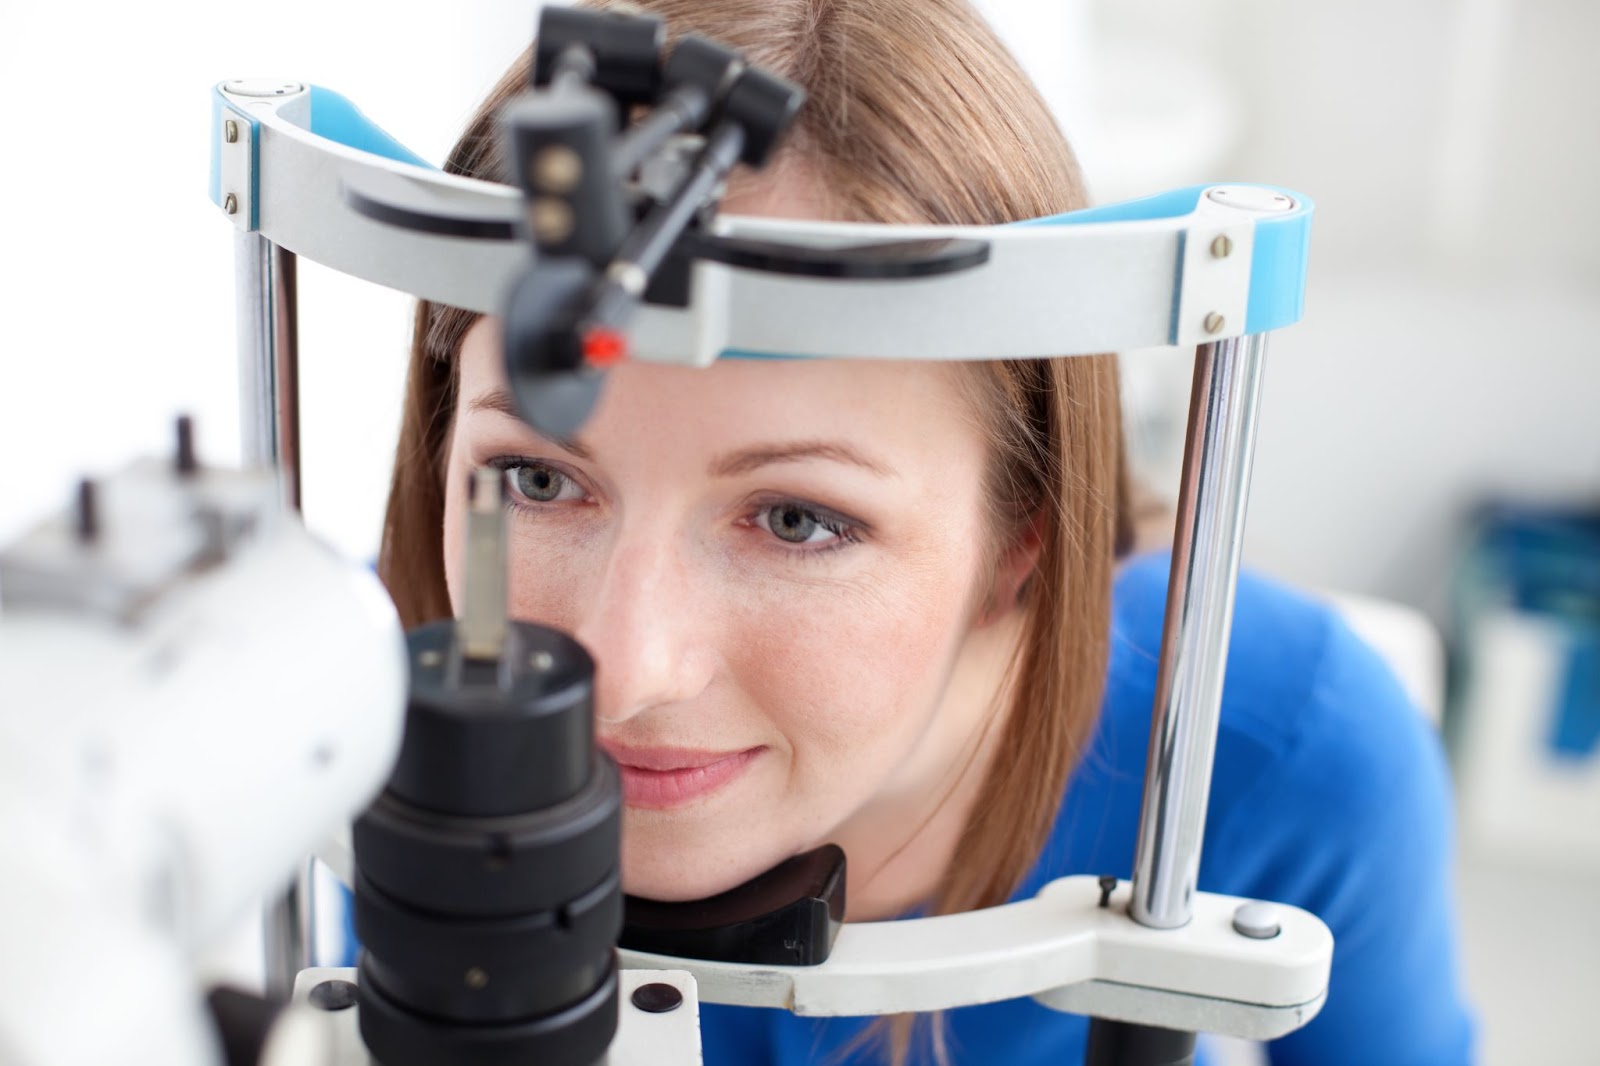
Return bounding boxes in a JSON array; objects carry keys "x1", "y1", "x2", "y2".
[{"x1": 2, "y1": 0, "x2": 1597, "y2": 1062}]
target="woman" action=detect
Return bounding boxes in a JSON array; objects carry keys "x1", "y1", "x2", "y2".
[{"x1": 379, "y1": 0, "x2": 1475, "y2": 1062}]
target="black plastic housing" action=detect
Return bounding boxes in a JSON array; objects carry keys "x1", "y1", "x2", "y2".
[
  {"x1": 502, "y1": 89, "x2": 629, "y2": 265},
  {"x1": 502, "y1": 258, "x2": 610, "y2": 440},
  {"x1": 719, "y1": 66, "x2": 805, "y2": 168}
]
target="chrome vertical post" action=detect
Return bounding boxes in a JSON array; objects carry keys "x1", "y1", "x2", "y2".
[
  {"x1": 234, "y1": 230, "x2": 302, "y2": 511},
  {"x1": 236, "y1": 229, "x2": 311, "y2": 994},
  {"x1": 1128, "y1": 332, "x2": 1269, "y2": 930},
  {"x1": 263, "y1": 863, "x2": 315, "y2": 1000}
]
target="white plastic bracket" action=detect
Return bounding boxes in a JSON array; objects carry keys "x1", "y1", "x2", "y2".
[
  {"x1": 1172, "y1": 187, "x2": 1259, "y2": 346},
  {"x1": 217, "y1": 106, "x2": 254, "y2": 232},
  {"x1": 215, "y1": 80, "x2": 304, "y2": 233},
  {"x1": 286, "y1": 967, "x2": 704, "y2": 1066},
  {"x1": 620, "y1": 875, "x2": 1330, "y2": 1041},
  {"x1": 1039, "y1": 980, "x2": 1326, "y2": 1041}
]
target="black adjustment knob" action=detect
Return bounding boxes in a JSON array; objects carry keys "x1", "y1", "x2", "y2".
[
  {"x1": 663, "y1": 35, "x2": 744, "y2": 107},
  {"x1": 534, "y1": 7, "x2": 664, "y2": 106},
  {"x1": 721, "y1": 67, "x2": 805, "y2": 169}
]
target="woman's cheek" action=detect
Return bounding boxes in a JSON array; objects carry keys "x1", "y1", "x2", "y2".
[
  {"x1": 505, "y1": 519, "x2": 604, "y2": 631},
  {"x1": 718, "y1": 555, "x2": 969, "y2": 780}
]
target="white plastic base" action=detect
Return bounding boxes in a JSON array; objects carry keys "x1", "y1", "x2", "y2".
[{"x1": 285, "y1": 966, "x2": 703, "y2": 1066}]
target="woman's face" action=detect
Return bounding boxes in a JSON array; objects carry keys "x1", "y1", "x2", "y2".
[
  {"x1": 443, "y1": 325, "x2": 1013, "y2": 905},
  {"x1": 438, "y1": 163, "x2": 1030, "y2": 903}
]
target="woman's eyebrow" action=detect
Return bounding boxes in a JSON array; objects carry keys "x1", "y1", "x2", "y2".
[
  {"x1": 710, "y1": 441, "x2": 895, "y2": 479},
  {"x1": 465, "y1": 387, "x2": 593, "y2": 459},
  {"x1": 467, "y1": 387, "x2": 890, "y2": 476}
]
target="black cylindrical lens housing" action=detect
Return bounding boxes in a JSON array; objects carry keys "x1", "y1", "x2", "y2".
[
  {"x1": 387, "y1": 621, "x2": 594, "y2": 816},
  {"x1": 353, "y1": 621, "x2": 623, "y2": 1066}
]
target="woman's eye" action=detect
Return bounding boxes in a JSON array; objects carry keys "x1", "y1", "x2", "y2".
[
  {"x1": 504, "y1": 463, "x2": 582, "y2": 504},
  {"x1": 758, "y1": 503, "x2": 847, "y2": 546}
]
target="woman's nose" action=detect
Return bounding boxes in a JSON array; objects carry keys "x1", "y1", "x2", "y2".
[{"x1": 573, "y1": 533, "x2": 717, "y2": 724}]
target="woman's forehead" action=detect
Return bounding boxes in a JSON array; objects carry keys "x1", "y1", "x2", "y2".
[{"x1": 456, "y1": 316, "x2": 984, "y2": 470}]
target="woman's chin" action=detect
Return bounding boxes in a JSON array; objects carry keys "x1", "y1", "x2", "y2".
[{"x1": 620, "y1": 834, "x2": 784, "y2": 902}]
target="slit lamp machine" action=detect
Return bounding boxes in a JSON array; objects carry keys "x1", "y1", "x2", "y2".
[{"x1": 0, "y1": 8, "x2": 1319, "y2": 1066}]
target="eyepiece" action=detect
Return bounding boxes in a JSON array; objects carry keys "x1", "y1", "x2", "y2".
[
  {"x1": 352, "y1": 461, "x2": 622, "y2": 1066},
  {"x1": 353, "y1": 624, "x2": 621, "y2": 1066}
]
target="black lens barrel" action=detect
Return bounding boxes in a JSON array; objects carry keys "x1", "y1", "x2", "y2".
[{"x1": 353, "y1": 621, "x2": 622, "y2": 1066}]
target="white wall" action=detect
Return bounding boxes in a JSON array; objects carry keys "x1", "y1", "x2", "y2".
[
  {"x1": 1076, "y1": 0, "x2": 1600, "y2": 618},
  {"x1": 0, "y1": 0, "x2": 542, "y2": 562}
]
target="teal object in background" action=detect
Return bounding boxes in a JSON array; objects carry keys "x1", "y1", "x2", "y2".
[
  {"x1": 1555, "y1": 637, "x2": 1600, "y2": 758},
  {"x1": 1454, "y1": 502, "x2": 1600, "y2": 759}
]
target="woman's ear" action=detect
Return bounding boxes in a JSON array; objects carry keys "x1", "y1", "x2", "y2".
[{"x1": 977, "y1": 512, "x2": 1044, "y2": 626}]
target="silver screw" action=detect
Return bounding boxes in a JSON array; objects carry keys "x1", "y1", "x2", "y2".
[
  {"x1": 1203, "y1": 312, "x2": 1225, "y2": 334},
  {"x1": 533, "y1": 145, "x2": 583, "y2": 194},
  {"x1": 530, "y1": 650, "x2": 555, "y2": 672},
  {"x1": 224, "y1": 119, "x2": 239, "y2": 144},
  {"x1": 607, "y1": 260, "x2": 649, "y2": 297},
  {"x1": 419, "y1": 649, "x2": 443, "y2": 668},
  {"x1": 1210, "y1": 235, "x2": 1232, "y2": 259},
  {"x1": 223, "y1": 194, "x2": 238, "y2": 215},
  {"x1": 531, "y1": 198, "x2": 575, "y2": 244},
  {"x1": 465, "y1": 967, "x2": 489, "y2": 990}
]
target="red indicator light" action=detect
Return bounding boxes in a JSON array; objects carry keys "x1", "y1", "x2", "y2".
[{"x1": 583, "y1": 328, "x2": 628, "y2": 368}]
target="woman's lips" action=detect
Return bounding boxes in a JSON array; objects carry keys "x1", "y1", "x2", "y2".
[{"x1": 600, "y1": 743, "x2": 764, "y2": 810}]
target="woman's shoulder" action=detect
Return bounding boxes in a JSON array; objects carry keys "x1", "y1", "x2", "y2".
[
  {"x1": 1104, "y1": 550, "x2": 1422, "y2": 761},
  {"x1": 1043, "y1": 551, "x2": 1442, "y2": 883},
  {"x1": 1037, "y1": 556, "x2": 1474, "y2": 1062}
]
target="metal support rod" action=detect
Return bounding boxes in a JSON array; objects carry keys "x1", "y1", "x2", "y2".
[
  {"x1": 236, "y1": 230, "x2": 310, "y2": 995},
  {"x1": 1128, "y1": 332, "x2": 1269, "y2": 930},
  {"x1": 590, "y1": 121, "x2": 744, "y2": 327},
  {"x1": 234, "y1": 231, "x2": 302, "y2": 511},
  {"x1": 613, "y1": 85, "x2": 712, "y2": 176},
  {"x1": 262, "y1": 860, "x2": 315, "y2": 1001}
]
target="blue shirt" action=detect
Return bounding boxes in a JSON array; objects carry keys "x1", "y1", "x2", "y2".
[{"x1": 697, "y1": 553, "x2": 1477, "y2": 1065}]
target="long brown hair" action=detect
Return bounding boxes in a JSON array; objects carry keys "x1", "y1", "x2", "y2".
[{"x1": 380, "y1": 0, "x2": 1131, "y2": 1059}]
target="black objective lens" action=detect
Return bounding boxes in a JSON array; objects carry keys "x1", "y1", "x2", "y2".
[{"x1": 352, "y1": 621, "x2": 623, "y2": 1066}]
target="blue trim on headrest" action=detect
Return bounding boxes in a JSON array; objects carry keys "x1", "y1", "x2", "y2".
[
  {"x1": 1021, "y1": 185, "x2": 1208, "y2": 227},
  {"x1": 1244, "y1": 187, "x2": 1314, "y2": 335},
  {"x1": 308, "y1": 86, "x2": 434, "y2": 170},
  {"x1": 209, "y1": 92, "x2": 222, "y2": 208},
  {"x1": 722, "y1": 348, "x2": 808, "y2": 360}
]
